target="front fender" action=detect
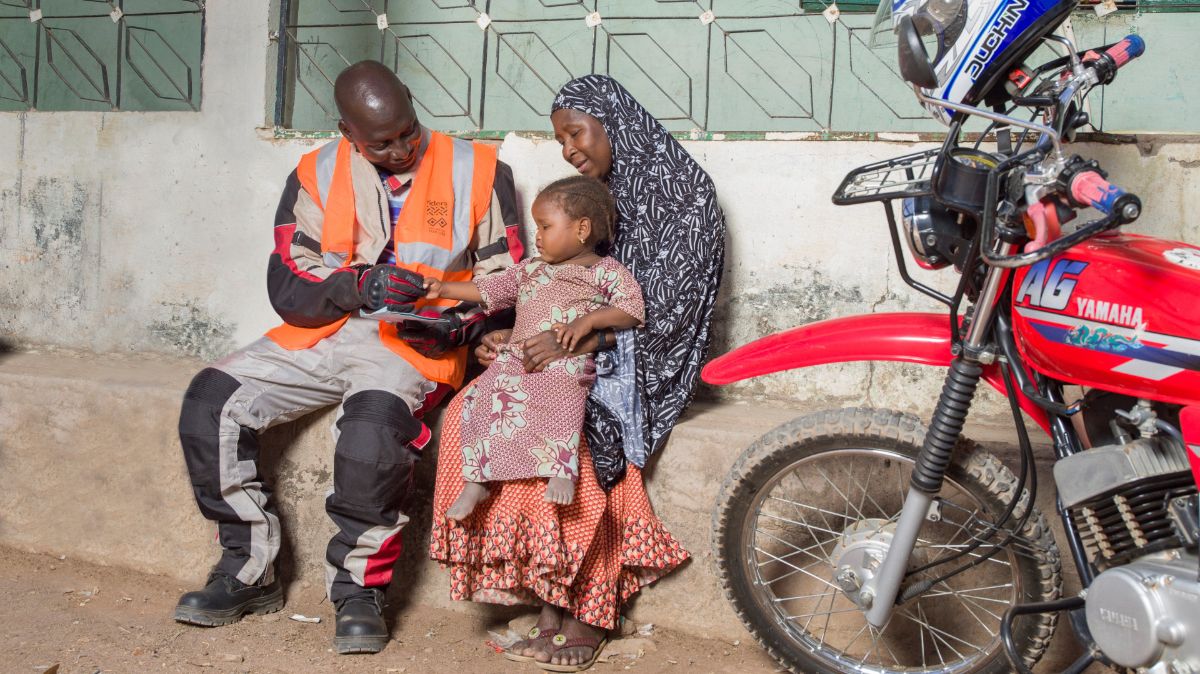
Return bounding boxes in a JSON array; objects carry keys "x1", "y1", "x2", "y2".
[
  {"x1": 703, "y1": 313, "x2": 953, "y2": 385},
  {"x1": 703, "y1": 312, "x2": 1050, "y2": 433}
]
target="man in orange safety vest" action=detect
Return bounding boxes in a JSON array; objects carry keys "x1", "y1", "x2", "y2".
[{"x1": 172, "y1": 60, "x2": 522, "y2": 655}]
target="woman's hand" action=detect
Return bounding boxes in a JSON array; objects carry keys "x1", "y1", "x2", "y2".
[
  {"x1": 522, "y1": 330, "x2": 570, "y2": 372},
  {"x1": 474, "y1": 329, "x2": 511, "y2": 366},
  {"x1": 523, "y1": 328, "x2": 602, "y2": 372}
]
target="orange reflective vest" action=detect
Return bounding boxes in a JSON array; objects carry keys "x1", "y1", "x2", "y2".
[{"x1": 265, "y1": 132, "x2": 498, "y2": 388}]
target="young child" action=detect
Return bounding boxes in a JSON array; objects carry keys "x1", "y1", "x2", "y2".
[{"x1": 425, "y1": 175, "x2": 644, "y2": 521}]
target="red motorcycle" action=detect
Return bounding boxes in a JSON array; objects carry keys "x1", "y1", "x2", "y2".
[{"x1": 702, "y1": 3, "x2": 1200, "y2": 673}]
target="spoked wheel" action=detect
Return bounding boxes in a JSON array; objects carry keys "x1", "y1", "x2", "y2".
[{"x1": 714, "y1": 408, "x2": 1063, "y2": 674}]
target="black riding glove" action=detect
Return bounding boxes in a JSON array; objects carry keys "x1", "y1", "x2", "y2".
[
  {"x1": 358, "y1": 264, "x2": 424, "y2": 312},
  {"x1": 397, "y1": 310, "x2": 489, "y2": 358},
  {"x1": 397, "y1": 313, "x2": 462, "y2": 359}
]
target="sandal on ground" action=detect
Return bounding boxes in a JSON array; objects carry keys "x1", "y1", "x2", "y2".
[
  {"x1": 502, "y1": 626, "x2": 559, "y2": 663},
  {"x1": 539, "y1": 633, "x2": 609, "y2": 672}
]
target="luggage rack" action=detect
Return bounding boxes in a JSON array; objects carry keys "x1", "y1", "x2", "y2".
[
  {"x1": 832, "y1": 148, "x2": 939, "y2": 206},
  {"x1": 831, "y1": 147, "x2": 955, "y2": 308}
]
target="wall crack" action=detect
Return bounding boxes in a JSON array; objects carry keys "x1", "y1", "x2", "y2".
[
  {"x1": 1167, "y1": 156, "x2": 1200, "y2": 169},
  {"x1": 863, "y1": 267, "x2": 891, "y2": 408}
]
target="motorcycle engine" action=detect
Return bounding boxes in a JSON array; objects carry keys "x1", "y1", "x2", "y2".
[
  {"x1": 1055, "y1": 427, "x2": 1200, "y2": 670},
  {"x1": 1055, "y1": 434, "x2": 1198, "y2": 569},
  {"x1": 1084, "y1": 552, "x2": 1200, "y2": 670}
]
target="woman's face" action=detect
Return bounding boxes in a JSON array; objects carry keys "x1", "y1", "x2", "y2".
[{"x1": 551, "y1": 108, "x2": 612, "y2": 181}]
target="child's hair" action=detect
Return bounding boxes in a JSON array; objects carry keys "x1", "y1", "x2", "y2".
[{"x1": 537, "y1": 175, "x2": 616, "y2": 248}]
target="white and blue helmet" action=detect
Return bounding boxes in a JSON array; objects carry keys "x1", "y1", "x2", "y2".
[{"x1": 872, "y1": 0, "x2": 1075, "y2": 124}]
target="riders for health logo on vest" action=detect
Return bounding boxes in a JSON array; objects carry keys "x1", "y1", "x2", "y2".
[{"x1": 425, "y1": 199, "x2": 450, "y2": 235}]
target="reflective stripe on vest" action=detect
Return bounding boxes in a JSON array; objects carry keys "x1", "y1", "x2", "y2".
[
  {"x1": 314, "y1": 139, "x2": 338, "y2": 208},
  {"x1": 267, "y1": 132, "x2": 498, "y2": 388}
]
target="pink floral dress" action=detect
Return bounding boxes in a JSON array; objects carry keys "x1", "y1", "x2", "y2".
[{"x1": 462, "y1": 257, "x2": 643, "y2": 483}]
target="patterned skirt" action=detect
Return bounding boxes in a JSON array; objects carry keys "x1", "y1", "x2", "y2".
[{"x1": 428, "y1": 387, "x2": 690, "y2": 629}]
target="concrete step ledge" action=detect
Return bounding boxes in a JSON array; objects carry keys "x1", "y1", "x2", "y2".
[
  {"x1": 0, "y1": 349, "x2": 784, "y2": 638},
  {"x1": 0, "y1": 348, "x2": 1047, "y2": 641}
]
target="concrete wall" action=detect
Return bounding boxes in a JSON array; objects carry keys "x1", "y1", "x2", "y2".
[{"x1": 1, "y1": 1, "x2": 1199, "y2": 406}]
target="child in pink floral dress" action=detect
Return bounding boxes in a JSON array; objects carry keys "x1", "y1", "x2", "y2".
[{"x1": 424, "y1": 175, "x2": 644, "y2": 521}]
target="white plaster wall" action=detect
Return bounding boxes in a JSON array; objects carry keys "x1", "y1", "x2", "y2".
[
  {"x1": 0, "y1": 2, "x2": 317, "y2": 363},
  {"x1": 1, "y1": 1, "x2": 1198, "y2": 416}
]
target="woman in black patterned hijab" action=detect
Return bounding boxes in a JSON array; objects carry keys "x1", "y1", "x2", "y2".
[
  {"x1": 429, "y1": 75, "x2": 724, "y2": 672},
  {"x1": 550, "y1": 74, "x2": 727, "y2": 489}
]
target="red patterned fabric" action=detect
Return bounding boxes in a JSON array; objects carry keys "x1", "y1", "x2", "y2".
[
  {"x1": 429, "y1": 389, "x2": 689, "y2": 629},
  {"x1": 461, "y1": 257, "x2": 644, "y2": 482}
]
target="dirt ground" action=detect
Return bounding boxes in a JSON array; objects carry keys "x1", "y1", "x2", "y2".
[{"x1": 1, "y1": 546, "x2": 782, "y2": 674}]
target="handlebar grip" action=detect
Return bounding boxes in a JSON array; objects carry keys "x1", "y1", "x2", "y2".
[
  {"x1": 1083, "y1": 35, "x2": 1145, "y2": 84},
  {"x1": 1104, "y1": 35, "x2": 1146, "y2": 69},
  {"x1": 1069, "y1": 171, "x2": 1141, "y2": 224}
]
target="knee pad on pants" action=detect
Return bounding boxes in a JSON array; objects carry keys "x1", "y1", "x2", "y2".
[
  {"x1": 179, "y1": 367, "x2": 243, "y2": 487},
  {"x1": 333, "y1": 390, "x2": 424, "y2": 510},
  {"x1": 179, "y1": 368, "x2": 241, "y2": 430}
]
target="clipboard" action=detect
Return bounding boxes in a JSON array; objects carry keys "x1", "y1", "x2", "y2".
[{"x1": 360, "y1": 307, "x2": 448, "y2": 325}]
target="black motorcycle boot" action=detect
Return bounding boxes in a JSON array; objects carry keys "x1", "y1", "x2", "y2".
[
  {"x1": 334, "y1": 588, "x2": 389, "y2": 654},
  {"x1": 173, "y1": 570, "x2": 284, "y2": 627}
]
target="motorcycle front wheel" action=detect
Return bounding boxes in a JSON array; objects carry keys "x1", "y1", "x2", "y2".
[{"x1": 713, "y1": 407, "x2": 1063, "y2": 674}]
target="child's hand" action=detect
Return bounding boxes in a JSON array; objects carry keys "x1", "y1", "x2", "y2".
[
  {"x1": 423, "y1": 279, "x2": 443, "y2": 300},
  {"x1": 552, "y1": 319, "x2": 590, "y2": 353},
  {"x1": 475, "y1": 329, "x2": 510, "y2": 366}
]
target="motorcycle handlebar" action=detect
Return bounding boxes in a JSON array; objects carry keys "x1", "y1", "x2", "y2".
[
  {"x1": 979, "y1": 153, "x2": 1142, "y2": 269},
  {"x1": 1068, "y1": 170, "x2": 1142, "y2": 224}
]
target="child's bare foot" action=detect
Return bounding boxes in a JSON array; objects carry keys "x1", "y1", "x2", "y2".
[
  {"x1": 544, "y1": 477, "x2": 575, "y2": 505},
  {"x1": 446, "y1": 481, "x2": 490, "y2": 521}
]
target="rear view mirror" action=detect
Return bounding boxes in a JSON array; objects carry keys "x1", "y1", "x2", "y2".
[{"x1": 897, "y1": 16, "x2": 939, "y2": 89}]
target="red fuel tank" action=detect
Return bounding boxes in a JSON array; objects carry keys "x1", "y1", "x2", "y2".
[{"x1": 1011, "y1": 233, "x2": 1200, "y2": 406}]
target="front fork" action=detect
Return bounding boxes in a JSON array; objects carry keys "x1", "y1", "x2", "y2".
[{"x1": 862, "y1": 257, "x2": 1012, "y2": 627}]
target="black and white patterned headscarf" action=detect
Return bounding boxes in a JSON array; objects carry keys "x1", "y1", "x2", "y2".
[{"x1": 553, "y1": 75, "x2": 726, "y2": 490}]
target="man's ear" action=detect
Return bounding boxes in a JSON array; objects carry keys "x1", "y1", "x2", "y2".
[{"x1": 337, "y1": 119, "x2": 353, "y2": 143}]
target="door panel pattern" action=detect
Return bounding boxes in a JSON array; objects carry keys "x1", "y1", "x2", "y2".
[
  {"x1": 277, "y1": 0, "x2": 1200, "y2": 133},
  {"x1": 0, "y1": 0, "x2": 202, "y2": 111}
]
